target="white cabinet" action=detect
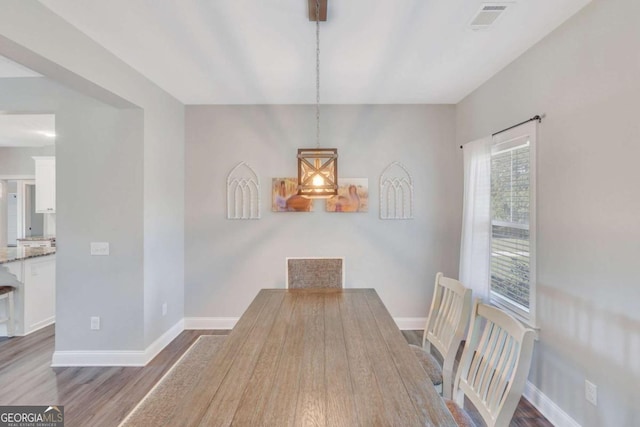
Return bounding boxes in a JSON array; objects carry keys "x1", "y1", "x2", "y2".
[
  {"x1": 33, "y1": 156, "x2": 56, "y2": 213},
  {"x1": 22, "y1": 255, "x2": 56, "y2": 335},
  {"x1": 0, "y1": 255, "x2": 56, "y2": 336}
]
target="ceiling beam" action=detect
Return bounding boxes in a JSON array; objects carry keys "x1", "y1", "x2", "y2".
[{"x1": 307, "y1": 0, "x2": 327, "y2": 22}]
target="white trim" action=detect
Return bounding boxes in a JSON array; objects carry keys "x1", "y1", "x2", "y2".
[
  {"x1": 524, "y1": 381, "x2": 581, "y2": 427},
  {"x1": 0, "y1": 175, "x2": 35, "y2": 180},
  {"x1": 490, "y1": 120, "x2": 538, "y2": 326},
  {"x1": 490, "y1": 291, "x2": 536, "y2": 327},
  {"x1": 491, "y1": 220, "x2": 528, "y2": 230},
  {"x1": 393, "y1": 317, "x2": 427, "y2": 330},
  {"x1": 51, "y1": 319, "x2": 184, "y2": 367},
  {"x1": 143, "y1": 319, "x2": 185, "y2": 364},
  {"x1": 25, "y1": 316, "x2": 55, "y2": 335},
  {"x1": 184, "y1": 317, "x2": 239, "y2": 330},
  {"x1": 51, "y1": 349, "x2": 147, "y2": 367}
]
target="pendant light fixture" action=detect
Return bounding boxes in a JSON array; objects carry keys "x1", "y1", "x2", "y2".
[{"x1": 297, "y1": 0, "x2": 338, "y2": 198}]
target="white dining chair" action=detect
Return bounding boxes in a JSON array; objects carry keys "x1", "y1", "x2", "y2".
[
  {"x1": 409, "y1": 272, "x2": 472, "y2": 399},
  {"x1": 0, "y1": 286, "x2": 16, "y2": 337},
  {"x1": 0, "y1": 266, "x2": 21, "y2": 338},
  {"x1": 446, "y1": 299, "x2": 536, "y2": 427}
]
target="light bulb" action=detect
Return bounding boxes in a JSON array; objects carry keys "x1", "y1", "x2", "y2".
[{"x1": 313, "y1": 175, "x2": 325, "y2": 187}]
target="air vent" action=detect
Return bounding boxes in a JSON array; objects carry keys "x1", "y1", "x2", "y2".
[{"x1": 470, "y1": 3, "x2": 512, "y2": 30}]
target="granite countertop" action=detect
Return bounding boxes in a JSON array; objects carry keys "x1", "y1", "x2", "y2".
[
  {"x1": 0, "y1": 247, "x2": 57, "y2": 264},
  {"x1": 16, "y1": 236, "x2": 56, "y2": 241}
]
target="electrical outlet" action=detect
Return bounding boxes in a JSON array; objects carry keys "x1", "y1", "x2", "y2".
[
  {"x1": 585, "y1": 380, "x2": 597, "y2": 406},
  {"x1": 90, "y1": 242, "x2": 110, "y2": 256},
  {"x1": 90, "y1": 316, "x2": 101, "y2": 330},
  {"x1": 162, "y1": 303, "x2": 168, "y2": 316}
]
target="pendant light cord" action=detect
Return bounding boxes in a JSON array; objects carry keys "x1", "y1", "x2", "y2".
[{"x1": 316, "y1": 0, "x2": 320, "y2": 149}]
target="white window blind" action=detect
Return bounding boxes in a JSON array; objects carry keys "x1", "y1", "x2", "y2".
[{"x1": 490, "y1": 126, "x2": 536, "y2": 323}]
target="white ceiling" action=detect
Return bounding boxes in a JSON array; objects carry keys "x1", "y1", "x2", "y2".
[
  {"x1": 36, "y1": 1, "x2": 590, "y2": 105},
  {"x1": 0, "y1": 114, "x2": 56, "y2": 148}
]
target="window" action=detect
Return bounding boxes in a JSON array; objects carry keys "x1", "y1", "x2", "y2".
[{"x1": 490, "y1": 122, "x2": 536, "y2": 325}]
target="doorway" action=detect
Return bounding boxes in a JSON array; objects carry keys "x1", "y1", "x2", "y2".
[
  {"x1": 1, "y1": 179, "x2": 45, "y2": 246},
  {"x1": 6, "y1": 185, "x2": 17, "y2": 246},
  {"x1": 24, "y1": 183, "x2": 44, "y2": 238}
]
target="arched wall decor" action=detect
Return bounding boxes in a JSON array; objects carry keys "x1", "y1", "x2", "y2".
[
  {"x1": 379, "y1": 161, "x2": 414, "y2": 220},
  {"x1": 227, "y1": 162, "x2": 260, "y2": 219}
]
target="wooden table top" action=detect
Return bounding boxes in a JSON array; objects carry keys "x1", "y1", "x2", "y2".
[{"x1": 172, "y1": 289, "x2": 456, "y2": 426}]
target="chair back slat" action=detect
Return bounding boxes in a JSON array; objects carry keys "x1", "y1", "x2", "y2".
[
  {"x1": 482, "y1": 325, "x2": 508, "y2": 402},
  {"x1": 480, "y1": 326, "x2": 508, "y2": 399},
  {"x1": 432, "y1": 287, "x2": 457, "y2": 348},
  {"x1": 467, "y1": 321, "x2": 492, "y2": 388},
  {"x1": 487, "y1": 336, "x2": 517, "y2": 411},
  {"x1": 421, "y1": 273, "x2": 473, "y2": 398},
  {"x1": 454, "y1": 300, "x2": 536, "y2": 427}
]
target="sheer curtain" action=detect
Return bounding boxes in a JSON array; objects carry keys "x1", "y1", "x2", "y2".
[{"x1": 459, "y1": 136, "x2": 491, "y2": 302}]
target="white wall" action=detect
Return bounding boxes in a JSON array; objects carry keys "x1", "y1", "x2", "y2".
[
  {"x1": 0, "y1": 146, "x2": 55, "y2": 176},
  {"x1": 1, "y1": 0, "x2": 185, "y2": 353},
  {"x1": 185, "y1": 105, "x2": 461, "y2": 320},
  {"x1": 456, "y1": 0, "x2": 640, "y2": 425}
]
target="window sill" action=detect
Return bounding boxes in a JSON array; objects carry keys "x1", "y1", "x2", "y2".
[{"x1": 489, "y1": 297, "x2": 540, "y2": 340}]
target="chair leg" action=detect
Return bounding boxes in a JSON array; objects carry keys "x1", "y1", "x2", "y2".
[
  {"x1": 7, "y1": 291, "x2": 14, "y2": 337},
  {"x1": 442, "y1": 361, "x2": 454, "y2": 399},
  {"x1": 434, "y1": 383, "x2": 443, "y2": 396}
]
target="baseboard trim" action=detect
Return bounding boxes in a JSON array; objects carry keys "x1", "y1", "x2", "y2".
[
  {"x1": 51, "y1": 350, "x2": 147, "y2": 367},
  {"x1": 26, "y1": 316, "x2": 56, "y2": 336},
  {"x1": 524, "y1": 381, "x2": 581, "y2": 427},
  {"x1": 394, "y1": 317, "x2": 427, "y2": 330},
  {"x1": 184, "y1": 317, "x2": 239, "y2": 330},
  {"x1": 51, "y1": 319, "x2": 184, "y2": 367},
  {"x1": 142, "y1": 319, "x2": 185, "y2": 365}
]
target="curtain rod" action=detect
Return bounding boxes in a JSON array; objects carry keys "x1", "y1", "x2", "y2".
[{"x1": 459, "y1": 114, "x2": 544, "y2": 149}]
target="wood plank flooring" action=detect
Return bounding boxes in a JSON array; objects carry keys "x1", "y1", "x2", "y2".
[
  {"x1": 0, "y1": 326, "x2": 227, "y2": 427},
  {"x1": 0, "y1": 326, "x2": 552, "y2": 427}
]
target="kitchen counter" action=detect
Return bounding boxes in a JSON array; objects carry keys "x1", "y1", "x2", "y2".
[
  {"x1": 16, "y1": 236, "x2": 56, "y2": 248},
  {"x1": 0, "y1": 248, "x2": 56, "y2": 336},
  {"x1": 0, "y1": 247, "x2": 57, "y2": 264},
  {"x1": 16, "y1": 236, "x2": 56, "y2": 242},
  {"x1": 16, "y1": 235, "x2": 56, "y2": 241}
]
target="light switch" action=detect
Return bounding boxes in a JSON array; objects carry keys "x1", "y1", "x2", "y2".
[
  {"x1": 90, "y1": 316, "x2": 100, "y2": 330},
  {"x1": 90, "y1": 242, "x2": 110, "y2": 256}
]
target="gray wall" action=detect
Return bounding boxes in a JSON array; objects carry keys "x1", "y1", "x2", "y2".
[
  {"x1": 1, "y1": 0, "x2": 185, "y2": 351},
  {"x1": 456, "y1": 0, "x2": 640, "y2": 425},
  {"x1": 0, "y1": 77, "x2": 145, "y2": 350},
  {"x1": 57, "y1": 103, "x2": 145, "y2": 350},
  {"x1": 185, "y1": 105, "x2": 461, "y2": 319},
  {"x1": 0, "y1": 146, "x2": 55, "y2": 176}
]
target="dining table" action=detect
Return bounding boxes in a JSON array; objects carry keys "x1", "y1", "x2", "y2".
[{"x1": 172, "y1": 288, "x2": 457, "y2": 426}]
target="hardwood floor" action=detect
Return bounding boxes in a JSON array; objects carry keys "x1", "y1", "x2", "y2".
[
  {"x1": 0, "y1": 326, "x2": 551, "y2": 427},
  {"x1": 0, "y1": 326, "x2": 227, "y2": 427}
]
